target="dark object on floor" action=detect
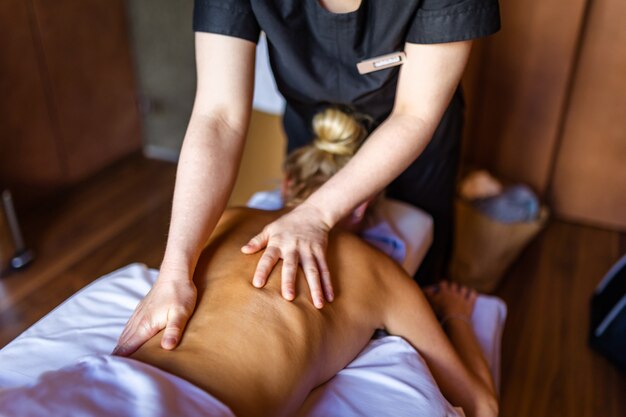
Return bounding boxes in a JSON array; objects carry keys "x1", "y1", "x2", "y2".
[
  {"x1": 590, "y1": 254, "x2": 626, "y2": 373},
  {"x1": 0, "y1": 190, "x2": 34, "y2": 277}
]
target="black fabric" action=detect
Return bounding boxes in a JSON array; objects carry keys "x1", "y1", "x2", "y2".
[
  {"x1": 193, "y1": 0, "x2": 261, "y2": 43},
  {"x1": 387, "y1": 88, "x2": 464, "y2": 283},
  {"x1": 589, "y1": 255, "x2": 626, "y2": 373},
  {"x1": 407, "y1": 0, "x2": 501, "y2": 43},
  {"x1": 193, "y1": 1, "x2": 501, "y2": 131},
  {"x1": 193, "y1": 0, "x2": 501, "y2": 281}
]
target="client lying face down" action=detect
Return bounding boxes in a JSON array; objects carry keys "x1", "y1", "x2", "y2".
[
  {"x1": 126, "y1": 108, "x2": 498, "y2": 417},
  {"x1": 0, "y1": 109, "x2": 497, "y2": 417}
]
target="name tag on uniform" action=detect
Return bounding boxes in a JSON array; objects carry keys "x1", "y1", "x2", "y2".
[{"x1": 356, "y1": 52, "x2": 406, "y2": 75}]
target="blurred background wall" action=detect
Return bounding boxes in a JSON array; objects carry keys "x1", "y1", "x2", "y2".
[
  {"x1": 462, "y1": 0, "x2": 626, "y2": 230},
  {"x1": 0, "y1": 0, "x2": 142, "y2": 204},
  {"x1": 126, "y1": 0, "x2": 196, "y2": 161},
  {"x1": 0, "y1": 0, "x2": 624, "y2": 227},
  {"x1": 126, "y1": 0, "x2": 286, "y2": 204}
]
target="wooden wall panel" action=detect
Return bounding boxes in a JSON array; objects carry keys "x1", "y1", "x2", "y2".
[
  {"x1": 460, "y1": 39, "x2": 488, "y2": 171},
  {"x1": 31, "y1": 0, "x2": 142, "y2": 181},
  {"x1": 463, "y1": 0, "x2": 588, "y2": 194},
  {"x1": 551, "y1": 0, "x2": 626, "y2": 230},
  {"x1": 0, "y1": 0, "x2": 65, "y2": 187}
]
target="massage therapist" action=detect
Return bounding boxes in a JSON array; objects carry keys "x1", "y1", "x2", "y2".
[{"x1": 114, "y1": 0, "x2": 501, "y2": 356}]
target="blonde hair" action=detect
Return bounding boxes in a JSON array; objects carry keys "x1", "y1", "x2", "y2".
[{"x1": 283, "y1": 107, "x2": 368, "y2": 207}]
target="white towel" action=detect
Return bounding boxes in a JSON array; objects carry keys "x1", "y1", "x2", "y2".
[{"x1": 0, "y1": 355, "x2": 234, "y2": 417}]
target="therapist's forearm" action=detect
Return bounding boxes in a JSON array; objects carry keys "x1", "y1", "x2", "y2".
[
  {"x1": 305, "y1": 41, "x2": 471, "y2": 227},
  {"x1": 304, "y1": 112, "x2": 437, "y2": 227},
  {"x1": 160, "y1": 112, "x2": 247, "y2": 278}
]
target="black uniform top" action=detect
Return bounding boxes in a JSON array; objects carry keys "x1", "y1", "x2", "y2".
[
  {"x1": 193, "y1": 0, "x2": 500, "y2": 281},
  {"x1": 193, "y1": 0, "x2": 500, "y2": 149}
]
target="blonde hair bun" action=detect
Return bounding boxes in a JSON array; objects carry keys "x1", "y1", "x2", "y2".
[
  {"x1": 312, "y1": 108, "x2": 367, "y2": 156},
  {"x1": 283, "y1": 107, "x2": 369, "y2": 206}
]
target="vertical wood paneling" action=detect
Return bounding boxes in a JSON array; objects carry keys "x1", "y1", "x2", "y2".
[
  {"x1": 550, "y1": 0, "x2": 626, "y2": 230},
  {"x1": 463, "y1": 0, "x2": 588, "y2": 194},
  {"x1": 460, "y1": 39, "x2": 488, "y2": 170},
  {"x1": 31, "y1": 0, "x2": 142, "y2": 181},
  {"x1": 0, "y1": 0, "x2": 65, "y2": 187}
]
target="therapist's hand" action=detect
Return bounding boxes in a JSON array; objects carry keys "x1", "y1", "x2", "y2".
[
  {"x1": 113, "y1": 269, "x2": 197, "y2": 357},
  {"x1": 241, "y1": 204, "x2": 334, "y2": 308}
]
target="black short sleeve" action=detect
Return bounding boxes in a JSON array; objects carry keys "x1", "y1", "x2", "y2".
[
  {"x1": 407, "y1": 0, "x2": 501, "y2": 44},
  {"x1": 193, "y1": 0, "x2": 261, "y2": 43}
]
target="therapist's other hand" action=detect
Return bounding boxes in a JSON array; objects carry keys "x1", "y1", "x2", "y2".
[
  {"x1": 241, "y1": 204, "x2": 333, "y2": 308},
  {"x1": 113, "y1": 270, "x2": 197, "y2": 357}
]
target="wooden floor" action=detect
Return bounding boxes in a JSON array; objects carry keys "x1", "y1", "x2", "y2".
[{"x1": 1, "y1": 153, "x2": 625, "y2": 416}]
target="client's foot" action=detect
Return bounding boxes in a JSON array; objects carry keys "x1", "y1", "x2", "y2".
[{"x1": 424, "y1": 281, "x2": 477, "y2": 323}]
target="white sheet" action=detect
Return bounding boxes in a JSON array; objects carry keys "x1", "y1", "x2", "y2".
[
  {"x1": 0, "y1": 355, "x2": 235, "y2": 417},
  {"x1": 300, "y1": 336, "x2": 461, "y2": 417},
  {"x1": 0, "y1": 342, "x2": 460, "y2": 417},
  {"x1": 0, "y1": 263, "x2": 506, "y2": 416}
]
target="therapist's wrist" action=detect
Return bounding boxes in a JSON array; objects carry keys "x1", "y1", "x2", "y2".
[
  {"x1": 160, "y1": 252, "x2": 197, "y2": 281},
  {"x1": 297, "y1": 200, "x2": 338, "y2": 229}
]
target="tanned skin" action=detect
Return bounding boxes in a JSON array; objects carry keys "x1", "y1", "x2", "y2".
[{"x1": 131, "y1": 208, "x2": 497, "y2": 417}]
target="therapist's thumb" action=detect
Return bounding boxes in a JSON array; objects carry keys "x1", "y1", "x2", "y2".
[
  {"x1": 241, "y1": 230, "x2": 268, "y2": 254},
  {"x1": 161, "y1": 308, "x2": 190, "y2": 350}
]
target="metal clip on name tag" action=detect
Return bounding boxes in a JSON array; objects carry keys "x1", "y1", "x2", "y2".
[{"x1": 356, "y1": 52, "x2": 407, "y2": 75}]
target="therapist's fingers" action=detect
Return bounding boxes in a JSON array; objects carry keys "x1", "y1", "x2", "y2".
[
  {"x1": 161, "y1": 307, "x2": 191, "y2": 350},
  {"x1": 114, "y1": 305, "x2": 148, "y2": 354},
  {"x1": 281, "y1": 251, "x2": 299, "y2": 301},
  {"x1": 252, "y1": 245, "x2": 281, "y2": 288},
  {"x1": 313, "y1": 245, "x2": 333, "y2": 302},
  {"x1": 116, "y1": 315, "x2": 136, "y2": 346},
  {"x1": 300, "y1": 250, "x2": 324, "y2": 308},
  {"x1": 241, "y1": 229, "x2": 269, "y2": 254},
  {"x1": 114, "y1": 318, "x2": 161, "y2": 357}
]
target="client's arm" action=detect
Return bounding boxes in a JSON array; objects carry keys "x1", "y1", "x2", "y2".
[
  {"x1": 425, "y1": 282, "x2": 497, "y2": 397},
  {"x1": 381, "y1": 271, "x2": 498, "y2": 417}
]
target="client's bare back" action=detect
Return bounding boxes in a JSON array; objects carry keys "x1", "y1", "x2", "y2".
[
  {"x1": 132, "y1": 208, "x2": 399, "y2": 417},
  {"x1": 132, "y1": 208, "x2": 495, "y2": 417}
]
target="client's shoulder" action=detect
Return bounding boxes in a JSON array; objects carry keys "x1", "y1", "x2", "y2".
[
  {"x1": 328, "y1": 228, "x2": 407, "y2": 279},
  {"x1": 208, "y1": 207, "x2": 289, "y2": 247},
  {"x1": 223, "y1": 205, "x2": 285, "y2": 218},
  {"x1": 219, "y1": 206, "x2": 287, "y2": 229},
  {"x1": 223, "y1": 206, "x2": 289, "y2": 220}
]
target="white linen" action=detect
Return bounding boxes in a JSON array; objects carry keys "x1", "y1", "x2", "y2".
[
  {"x1": 0, "y1": 264, "x2": 155, "y2": 388},
  {"x1": 0, "y1": 264, "x2": 506, "y2": 415},
  {"x1": 301, "y1": 336, "x2": 461, "y2": 417},
  {"x1": 0, "y1": 342, "x2": 458, "y2": 417},
  {"x1": 0, "y1": 355, "x2": 235, "y2": 417},
  {"x1": 471, "y1": 295, "x2": 507, "y2": 390}
]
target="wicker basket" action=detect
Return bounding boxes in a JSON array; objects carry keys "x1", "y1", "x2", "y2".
[{"x1": 449, "y1": 199, "x2": 549, "y2": 292}]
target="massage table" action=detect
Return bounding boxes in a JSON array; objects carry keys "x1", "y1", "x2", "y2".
[{"x1": 0, "y1": 197, "x2": 506, "y2": 416}]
